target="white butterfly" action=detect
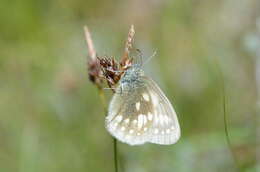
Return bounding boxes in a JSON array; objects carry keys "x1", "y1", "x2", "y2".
[{"x1": 105, "y1": 64, "x2": 181, "y2": 145}]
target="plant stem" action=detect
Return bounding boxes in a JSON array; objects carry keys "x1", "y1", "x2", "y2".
[
  {"x1": 216, "y1": 62, "x2": 241, "y2": 171},
  {"x1": 98, "y1": 88, "x2": 107, "y2": 111},
  {"x1": 84, "y1": 25, "x2": 119, "y2": 172},
  {"x1": 97, "y1": 88, "x2": 118, "y2": 172},
  {"x1": 221, "y1": 77, "x2": 240, "y2": 171},
  {"x1": 113, "y1": 138, "x2": 118, "y2": 172}
]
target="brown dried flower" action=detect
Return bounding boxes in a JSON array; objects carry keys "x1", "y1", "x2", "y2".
[
  {"x1": 84, "y1": 26, "x2": 103, "y2": 88},
  {"x1": 87, "y1": 58, "x2": 102, "y2": 87},
  {"x1": 85, "y1": 25, "x2": 135, "y2": 90},
  {"x1": 98, "y1": 56, "x2": 133, "y2": 90}
]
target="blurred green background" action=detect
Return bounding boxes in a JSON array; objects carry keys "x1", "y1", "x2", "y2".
[{"x1": 0, "y1": 0, "x2": 259, "y2": 171}]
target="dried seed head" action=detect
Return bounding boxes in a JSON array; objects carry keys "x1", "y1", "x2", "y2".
[
  {"x1": 97, "y1": 25, "x2": 135, "y2": 88},
  {"x1": 84, "y1": 26, "x2": 103, "y2": 88},
  {"x1": 85, "y1": 25, "x2": 135, "y2": 90},
  {"x1": 121, "y1": 25, "x2": 135, "y2": 67},
  {"x1": 98, "y1": 57, "x2": 121, "y2": 88},
  {"x1": 84, "y1": 26, "x2": 96, "y2": 60},
  {"x1": 88, "y1": 58, "x2": 103, "y2": 87}
]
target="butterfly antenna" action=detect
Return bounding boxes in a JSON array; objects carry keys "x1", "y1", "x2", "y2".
[{"x1": 143, "y1": 49, "x2": 157, "y2": 66}]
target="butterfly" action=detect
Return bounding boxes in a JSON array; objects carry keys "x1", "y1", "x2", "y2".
[{"x1": 105, "y1": 64, "x2": 181, "y2": 145}]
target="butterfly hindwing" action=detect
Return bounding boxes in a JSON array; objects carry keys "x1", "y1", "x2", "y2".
[
  {"x1": 105, "y1": 76, "x2": 180, "y2": 145},
  {"x1": 142, "y1": 76, "x2": 180, "y2": 145},
  {"x1": 106, "y1": 83, "x2": 153, "y2": 145}
]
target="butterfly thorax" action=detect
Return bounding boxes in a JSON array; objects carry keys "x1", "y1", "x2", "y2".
[{"x1": 118, "y1": 65, "x2": 144, "y2": 93}]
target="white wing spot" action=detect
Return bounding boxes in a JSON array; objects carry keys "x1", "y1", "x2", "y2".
[
  {"x1": 154, "y1": 128, "x2": 159, "y2": 134},
  {"x1": 148, "y1": 112, "x2": 153, "y2": 121},
  {"x1": 164, "y1": 115, "x2": 169, "y2": 124},
  {"x1": 142, "y1": 93, "x2": 150, "y2": 101},
  {"x1": 121, "y1": 126, "x2": 125, "y2": 131},
  {"x1": 154, "y1": 114, "x2": 159, "y2": 124},
  {"x1": 114, "y1": 123, "x2": 118, "y2": 127},
  {"x1": 129, "y1": 129, "x2": 134, "y2": 134},
  {"x1": 166, "y1": 129, "x2": 170, "y2": 133},
  {"x1": 137, "y1": 114, "x2": 144, "y2": 129},
  {"x1": 161, "y1": 131, "x2": 165, "y2": 135},
  {"x1": 115, "y1": 115, "x2": 123, "y2": 122},
  {"x1": 137, "y1": 132, "x2": 141, "y2": 136},
  {"x1": 143, "y1": 115, "x2": 147, "y2": 125},
  {"x1": 136, "y1": 102, "x2": 140, "y2": 111},
  {"x1": 171, "y1": 126, "x2": 175, "y2": 130},
  {"x1": 124, "y1": 118, "x2": 130, "y2": 123},
  {"x1": 159, "y1": 115, "x2": 164, "y2": 125},
  {"x1": 167, "y1": 115, "x2": 172, "y2": 123},
  {"x1": 151, "y1": 92, "x2": 159, "y2": 106}
]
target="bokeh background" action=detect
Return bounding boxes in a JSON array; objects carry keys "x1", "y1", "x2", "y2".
[{"x1": 0, "y1": 0, "x2": 259, "y2": 171}]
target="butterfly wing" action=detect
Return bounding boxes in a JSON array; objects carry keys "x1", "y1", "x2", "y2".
[
  {"x1": 142, "y1": 76, "x2": 181, "y2": 145},
  {"x1": 105, "y1": 80, "x2": 154, "y2": 145},
  {"x1": 105, "y1": 76, "x2": 181, "y2": 145}
]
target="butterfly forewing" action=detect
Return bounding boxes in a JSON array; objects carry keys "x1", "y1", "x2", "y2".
[{"x1": 106, "y1": 76, "x2": 180, "y2": 145}]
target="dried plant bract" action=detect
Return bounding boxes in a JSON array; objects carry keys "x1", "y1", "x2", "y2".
[{"x1": 85, "y1": 25, "x2": 135, "y2": 90}]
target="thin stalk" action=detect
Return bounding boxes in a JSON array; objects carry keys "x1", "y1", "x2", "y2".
[
  {"x1": 113, "y1": 138, "x2": 118, "y2": 172},
  {"x1": 97, "y1": 88, "x2": 118, "y2": 172},
  {"x1": 84, "y1": 25, "x2": 119, "y2": 172},
  {"x1": 216, "y1": 62, "x2": 241, "y2": 171},
  {"x1": 98, "y1": 88, "x2": 107, "y2": 111},
  {"x1": 221, "y1": 76, "x2": 240, "y2": 171}
]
